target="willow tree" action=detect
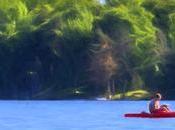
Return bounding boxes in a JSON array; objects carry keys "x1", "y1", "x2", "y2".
[
  {"x1": 142, "y1": 0, "x2": 175, "y2": 96},
  {"x1": 0, "y1": 0, "x2": 57, "y2": 98},
  {"x1": 37, "y1": 0, "x2": 103, "y2": 98},
  {"x1": 92, "y1": 0, "x2": 165, "y2": 97}
]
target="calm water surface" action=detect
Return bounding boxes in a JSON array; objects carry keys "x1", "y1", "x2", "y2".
[{"x1": 0, "y1": 101, "x2": 175, "y2": 130}]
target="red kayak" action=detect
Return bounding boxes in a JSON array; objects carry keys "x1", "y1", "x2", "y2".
[{"x1": 125, "y1": 112, "x2": 175, "y2": 118}]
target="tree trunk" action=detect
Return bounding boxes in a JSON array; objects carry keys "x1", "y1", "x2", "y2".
[
  {"x1": 122, "y1": 81, "x2": 127, "y2": 99},
  {"x1": 111, "y1": 79, "x2": 115, "y2": 95},
  {"x1": 107, "y1": 80, "x2": 112, "y2": 99}
]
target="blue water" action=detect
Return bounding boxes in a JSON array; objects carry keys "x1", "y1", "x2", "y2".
[{"x1": 0, "y1": 101, "x2": 175, "y2": 130}]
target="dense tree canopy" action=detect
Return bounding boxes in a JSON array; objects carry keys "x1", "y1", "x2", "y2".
[{"x1": 0, "y1": 0, "x2": 175, "y2": 99}]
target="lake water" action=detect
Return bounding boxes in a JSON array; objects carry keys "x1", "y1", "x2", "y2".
[{"x1": 0, "y1": 101, "x2": 175, "y2": 130}]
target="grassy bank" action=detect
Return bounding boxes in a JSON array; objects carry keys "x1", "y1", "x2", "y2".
[{"x1": 112, "y1": 89, "x2": 151, "y2": 100}]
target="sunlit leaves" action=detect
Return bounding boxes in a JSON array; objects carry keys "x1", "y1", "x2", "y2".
[
  {"x1": 0, "y1": 0, "x2": 32, "y2": 38},
  {"x1": 114, "y1": 1, "x2": 156, "y2": 46},
  {"x1": 61, "y1": 8, "x2": 94, "y2": 38},
  {"x1": 169, "y1": 13, "x2": 175, "y2": 49}
]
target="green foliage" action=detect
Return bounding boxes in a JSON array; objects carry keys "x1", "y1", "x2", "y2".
[
  {"x1": 0, "y1": 0, "x2": 175, "y2": 99},
  {"x1": 113, "y1": 0, "x2": 158, "y2": 67},
  {"x1": 60, "y1": 8, "x2": 94, "y2": 39},
  {"x1": 169, "y1": 13, "x2": 175, "y2": 49}
]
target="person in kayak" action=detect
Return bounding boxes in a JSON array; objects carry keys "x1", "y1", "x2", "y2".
[{"x1": 149, "y1": 93, "x2": 170, "y2": 113}]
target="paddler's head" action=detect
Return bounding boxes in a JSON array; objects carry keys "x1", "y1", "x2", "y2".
[{"x1": 155, "y1": 93, "x2": 162, "y2": 100}]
